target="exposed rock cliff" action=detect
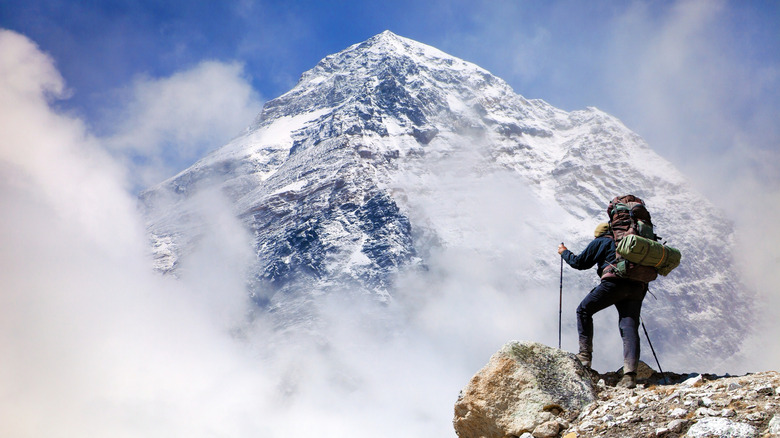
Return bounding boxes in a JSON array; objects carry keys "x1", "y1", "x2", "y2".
[{"x1": 455, "y1": 341, "x2": 780, "y2": 438}]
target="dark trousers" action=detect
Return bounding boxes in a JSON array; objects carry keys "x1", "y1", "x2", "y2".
[{"x1": 577, "y1": 279, "x2": 647, "y2": 373}]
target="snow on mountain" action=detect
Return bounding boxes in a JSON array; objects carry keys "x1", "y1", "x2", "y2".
[{"x1": 140, "y1": 31, "x2": 752, "y2": 368}]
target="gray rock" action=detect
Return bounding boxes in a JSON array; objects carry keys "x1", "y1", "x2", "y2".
[
  {"x1": 694, "y1": 407, "x2": 720, "y2": 417},
  {"x1": 454, "y1": 344, "x2": 779, "y2": 438},
  {"x1": 683, "y1": 375, "x2": 704, "y2": 387},
  {"x1": 728, "y1": 382, "x2": 744, "y2": 391},
  {"x1": 667, "y1": 419, "x2": 688, "y2": 433},
  {"x1": 768, "y1": 415, "x2": 780, "y2": 434},
  {"x1": 453, "y1": 341, "x2": 595, "y2": 438},
  {"x1": 531, "y1": 420, "x2": 560, "y2": 438},
  {"x1": 686, "y1": 417, "x2": 757, "y2": 438}
]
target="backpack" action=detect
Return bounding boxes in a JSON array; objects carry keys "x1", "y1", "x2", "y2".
[{"x1": 602, "y1": 195, "x2": 680, "y2": 282}]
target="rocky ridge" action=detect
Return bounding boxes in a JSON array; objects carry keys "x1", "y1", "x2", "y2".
[
  {"x1": 573, "y1": 370, "x2": 780, "y2": 438},
  {"x1": 455, "y1": 341, "x2": 780, "y2": 438}
]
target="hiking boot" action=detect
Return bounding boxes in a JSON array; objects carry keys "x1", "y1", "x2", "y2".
[
  {"x1": 577, "y1": 339, "x2": 593, "y2": 368},
  {"x1": 576, "y1": 351, "x2": 592, "y2": 368},
  {"x1": 617, "y1": 372, "x2": 637, "y2": 389}
]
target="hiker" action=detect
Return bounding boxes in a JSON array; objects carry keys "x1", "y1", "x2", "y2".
[{"x1": 557, "y1": 222, "x2": 647, "y2": 389}]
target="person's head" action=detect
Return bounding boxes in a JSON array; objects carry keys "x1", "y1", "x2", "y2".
[{"x1": 594, "y1": 222, "x2": 610, "y2": 237}]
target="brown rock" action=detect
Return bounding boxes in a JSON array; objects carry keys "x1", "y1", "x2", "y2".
[
  {"x1": 532, "y1": 420, "x2": 561, "y2": 437},
  {"x1": 453, "y1": 341, "x2": 595, "y2": 438}
]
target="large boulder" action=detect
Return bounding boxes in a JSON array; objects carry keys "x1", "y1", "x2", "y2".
[{"x1": 453, "y1": 341, "x2": 595, "y2": 438}]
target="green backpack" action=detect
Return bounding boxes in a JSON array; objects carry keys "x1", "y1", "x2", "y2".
[{"x1": 603, "y1": 195, "x2": 681, "y2": 281}]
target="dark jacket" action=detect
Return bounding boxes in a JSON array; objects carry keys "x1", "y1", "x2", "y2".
[{"x1": 561, "y1": 235, "x2": 616, "y2": 278}]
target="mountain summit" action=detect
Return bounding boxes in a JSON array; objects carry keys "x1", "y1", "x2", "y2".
[{"x1": 141, "y1": 31, "x2": 751, "y2": 368}]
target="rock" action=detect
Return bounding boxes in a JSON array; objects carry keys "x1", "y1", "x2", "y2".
[
  {"x1": 729, "y1": 382, "x2": 744, "y2": 391},
  {"x1": 694, "y1": 407, "x2": 720, "y2": 417},
  {"x1": 683, "y1": 374, "x2": 704, "y2": 387},
  {"x1": 668, "y1": 418, "x2": 688, "y2": 433},
  {"x1": 618, "y1": 360, "x2": 657, "y2": 380},
  {"x1": 454, "y1": 342, "x2": 780, "y2": 438},
  {"x1": 531, "y1": 420, "x2": 560, "y2": 438},
  {"x1": 685, "y1": 417, "x2": 758, "y2": 438},
  {"x1": 768, "y1": 415, "x2": 780, "y2": 434},
  {"x1": 453, "y1": 341, "x2": 595, "y2": 438}
]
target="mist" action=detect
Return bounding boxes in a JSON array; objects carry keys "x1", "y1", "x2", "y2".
[{"x1": 596, "y1": 0, "x2": 780, "y2": 372}]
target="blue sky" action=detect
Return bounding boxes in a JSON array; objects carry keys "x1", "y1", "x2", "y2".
[
  {"x1": 3, "y1": 1, "x2": 778, "y2": 184},
  {"x1": 3, "y1": 0, "x2": 778, "y2": 189},
  {"x1": 9, "y1": 0, "x2": 774, "y2": 115}
]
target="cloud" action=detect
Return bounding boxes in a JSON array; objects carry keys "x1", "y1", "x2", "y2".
[
  {"x1": 0, "y1": 29, "x2": 139, "y2": 250},
  {"x1": 602, "y1": 0, "x2": 780, "y2": 187},
  {"x1": 103, "y1": 60, "x2": 263, "y2": 188},
  {"x1": 605, "y1": 1, "x2": 731, "y2": 156},
  {"x1": 0, "y1": 29, "x2": 273, "y2": 437},
  {"x1": 597, "y1": 0, "x2": 780, "y2": 372}
]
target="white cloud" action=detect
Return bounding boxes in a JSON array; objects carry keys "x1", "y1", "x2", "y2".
[
  {"x1": 599, "y1": 0, "x2": 780, "y2": 372},
  {"x1": 602, "y1": 0, "x2": 780, "y2": 190},
  {"x1": 0, "y1": 29, "x2": 272, "y2": 437},
  {"x1": 605, "y1": 0, "x2": 732, "y2": 158},
  {"x1": 104, "y1": 60, "x2": 263, "y2": 188},
  {"x1": 0, "y1": 29, "x2": 140, "y2": 251}
]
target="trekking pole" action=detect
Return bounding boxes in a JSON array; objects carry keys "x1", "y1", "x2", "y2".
[
  {"x1": 558, "y1": 242, "x2": 563, "y2": 349},
  {"x1": 640, "y1": 318, "x2": 668, "y2": 384}
]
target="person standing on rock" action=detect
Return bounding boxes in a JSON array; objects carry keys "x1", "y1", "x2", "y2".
[{"x1": 557, "y1": 222, "x2": 647, "y2": 389}]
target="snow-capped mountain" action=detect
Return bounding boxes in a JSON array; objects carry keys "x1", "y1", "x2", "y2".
[{"x1": 140, "y1": 31, "x2": 751, "y2": 366}]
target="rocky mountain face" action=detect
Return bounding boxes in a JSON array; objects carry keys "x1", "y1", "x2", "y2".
[
  {"x1": 454, "y1": 341, "x2": 780, "y2": 438},
  {"x1": 140, "y1": 31, "x2": 751, "y2": 367}
]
